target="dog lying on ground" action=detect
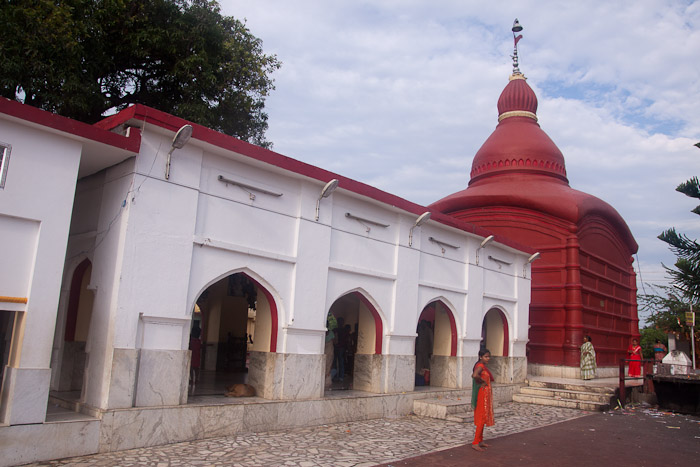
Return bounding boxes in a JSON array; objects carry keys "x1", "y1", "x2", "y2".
[{"x1": 225, "y1": 383, "x2": 256, "y2": 397}]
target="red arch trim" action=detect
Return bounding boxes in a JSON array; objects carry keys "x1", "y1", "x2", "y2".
[
  {"x1": 500, "y1": 311, "x2": 509, "y2": 357},
  {"x1": 423, "y1": 301, "x2": 458, "y2": 357},
  {"x1": 247, "y1": 276, "x2": 278, "y2": 353},
  {"x1": 353, "y1": 292, "x2": 383, "y2": 354},
  {"x1": 447, "y1": 308, "x2": 458, "y2": 357},
  {"x1": 64, "y1": 259, "x2": 91, "y2": 342}
]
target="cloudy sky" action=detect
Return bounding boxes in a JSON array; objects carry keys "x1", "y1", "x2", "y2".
[{"x1": 220, "y1": 1, "x2": 700, "y2": 305}]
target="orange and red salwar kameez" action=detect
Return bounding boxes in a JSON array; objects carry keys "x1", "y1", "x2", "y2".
[{"x1": 471, "y1": 362, "x2": 494, "y2": 446}]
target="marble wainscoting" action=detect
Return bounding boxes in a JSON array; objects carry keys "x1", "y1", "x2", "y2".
[
  {"x1": 430, "y1": 355, "x2": 479, "y2": 389},
  {"x1": 0, "y1": 418, "x2": 100, "y2": 467},
  {"x1": 353, "y1": 354, "x2": 415, "y2": 394},
  {"x1": 107, "y1": 348, "x2": 139, "y2": 409},
  {"x1": 96, "y1": 382, "x2": 523, "y2": 453},
  {"x1": 57, "y1": 341, "x2": 87, "y2": 391},
  {"x1": 0, "y1": 366, "x2": 51, "y2": 425},
  {"x1": 247, "y1": 351, "x2": 324, "y2": 400},
  {"x1": 527, "y1": 363, "x2": 619, "y2": 379},
  {"x1": 489, "y1": 357, "x2": 527, "y2": 384},
  {"x1": 134, "y1": 349, "x2": 190, "y2": 407}
]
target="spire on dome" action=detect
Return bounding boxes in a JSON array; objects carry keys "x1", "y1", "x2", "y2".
[{"x1": 511, "y1": 19, "x2": 524, "y2": 77}]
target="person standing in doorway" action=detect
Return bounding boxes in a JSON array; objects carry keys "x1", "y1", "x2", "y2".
[
  {"x1": 325, "y1": 313, "x2": 337, "y2": 388},
  {"x1": 333, "y1": 320, "x2": 349, "y2": 383},
  {"x1": 580, "y1": 335, "x2": 596, "y2": 380},
  {"x1": 471, "y1": 349, "x2": 494, "y2": 452},
  {"x1": 189, "y1": 325, "x2": 202, "y2": 383},
  {"x1": 628, "y1": 338, "x2": 642, "y2": 377}
]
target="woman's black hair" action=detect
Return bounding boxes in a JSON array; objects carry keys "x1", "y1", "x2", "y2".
[
  {"x1": 473, "y1": 348, "x2": 491, "y2": 372},
  {"x1": 655, "y1": 339, "x2": 661, "y2": 343},
  {"x1": 585, "y1": 335, "x2": 592, "y2": 343}
]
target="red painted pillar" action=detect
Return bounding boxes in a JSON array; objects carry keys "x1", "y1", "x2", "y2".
[{"x1": 563, "y1": 233, "x2": 583, "y2": 366}]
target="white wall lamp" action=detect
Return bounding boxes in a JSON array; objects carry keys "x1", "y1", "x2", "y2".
[
  {"x1": 165, "y1": 124, "x2": 193, "y2": 180},
  {"x1": 315, "y1": 179, "x2": 339, "y2": 221},
  {"x1": 475, "y1": 235, "x2": 495, "y2": 266},
  {"x1": 523, "y1": 252, "x2": 541, "y2": 278},
  {"x1": 408, "y1": 212, "x2": 431, "y2": 247}
]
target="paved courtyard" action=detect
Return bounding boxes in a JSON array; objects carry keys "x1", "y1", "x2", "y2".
[{"x1": 28, "y1": 403, "x2": 589, "y2": 466}]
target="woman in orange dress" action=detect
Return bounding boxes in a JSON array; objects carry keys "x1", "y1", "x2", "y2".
[
  {"x1": 628, "y1": 338, "x2": 642, "y2": 377},
  {"x1": 471, "y1": 349, "x2": 494, "y2": 451}
]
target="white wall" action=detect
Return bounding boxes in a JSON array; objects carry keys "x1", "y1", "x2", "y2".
[
  {"x1": 55, "y1": 120, "x2": 534, "y2": 409},
  {"x1": 0, "y1": 119, "x2": 83, "y2": 424}
]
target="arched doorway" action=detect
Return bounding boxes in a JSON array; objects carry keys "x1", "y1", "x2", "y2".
[
  {"x1": 324, "y1": 291, "x2": 382, "y2": 392},
  {"x1": 189, "y1": 271, "x2": 277, "y2": 396},
  {"x1": 415, "y1": 300, "x2": 457, "y2": 387},
  {"x1": 58, "y1": 259, "x2": 94, "y2": 393},
  {"x1": 481, "y1": 308, "x2": 509, "y2": 357}
]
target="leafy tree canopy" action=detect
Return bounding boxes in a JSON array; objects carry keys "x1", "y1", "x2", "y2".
[
  {"x1": 639, "y1": 327, "x2": 667, "y2": 359},
  {"x1": 0, "y1": 0, "x2": 281, "y2": 147},
  {"x1": 639, "y1": 286, "x2": 691, "y2": 336},
  {"x1": 658, "y1": 148, "x2": 700, "y2": 299}
]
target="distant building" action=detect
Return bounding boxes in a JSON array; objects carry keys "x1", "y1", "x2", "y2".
[{"x1": 431, "y1": 71, "x2": 639, "y2": 377}]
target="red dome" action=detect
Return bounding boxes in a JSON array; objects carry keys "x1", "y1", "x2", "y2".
[
  {"x1": 469, "y1": 75, "x2": 567, "y2": 184},
  {"x1": 431, "y1": 72, "x2": 636, "y2": 250},
  {"x1": 497, "y1": 76, "x2": 538, "y2": 115}
]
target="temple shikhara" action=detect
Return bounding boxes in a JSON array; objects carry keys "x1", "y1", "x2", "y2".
[
  {"x1": 0, "y1": 20, "x2": 639, "y2": 465},
  {"x1": 431, "y1": 22, "x2": 640, "y2": 376}
]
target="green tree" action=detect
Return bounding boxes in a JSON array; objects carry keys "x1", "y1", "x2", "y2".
[
  {"x1": 639, "y1": 286, "x2": 689, "y2": 336},
  {"x1": 639, "y1": 327, "x2": 667, "y2": 359},
  {"x1": 0, "y1": 0, "x2": 280, "y2": 147},
  {"x1": 658, "y1": 143, "x2": 700, "y2": 298}
]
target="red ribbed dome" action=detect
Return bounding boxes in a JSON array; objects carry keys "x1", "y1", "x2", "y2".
[
  {"x1": 468, "y1": 75, "x2": 567, "y2": 184},
  {"x1": 497, "y1": 76, "x2": 538, "y2": 115}
]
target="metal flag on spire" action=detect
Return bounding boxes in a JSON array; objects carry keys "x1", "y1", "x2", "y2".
[{"x1": 511, "y1": 18, "x2": 523, "y2": 75}]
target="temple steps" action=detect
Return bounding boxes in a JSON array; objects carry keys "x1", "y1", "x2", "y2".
[
  {"x1": 512, "y1": 380, "x2": 616, "y2": 412},
  {"x1": 413, "y1": 397, "x2": 510, "y2": 423}
]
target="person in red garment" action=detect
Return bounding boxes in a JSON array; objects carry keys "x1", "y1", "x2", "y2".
[
  {"x1": 628, "y1": 338, "x2": 642, "y2": 377},
  {"x1": 471, "y1": 349, "x2": 494, "y2": 451}
]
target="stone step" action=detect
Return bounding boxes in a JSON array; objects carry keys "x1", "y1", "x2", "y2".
[
  {"x1": 446, "y1": 407, "x2": 510, "y2": 423},
  {"x1": 520, "y1": 387, "x2": 615, "y2": 404},
  {"x1": 527, "y1": 380, "x2": 617, "y2": 395},
  {"x1": 513, "y1": 393, "x2": 610, "y2": 411},
  {"x1": 413, "y1": 397, "x2": 472, "y2": 419},
  {"x1": 49, "y1": 395, "x2": 81, "y2": 413}
]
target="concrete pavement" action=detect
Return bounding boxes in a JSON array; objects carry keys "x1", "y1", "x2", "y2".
[{"x1": 25, "y1": 402, "x2": 699, "y2": 466}]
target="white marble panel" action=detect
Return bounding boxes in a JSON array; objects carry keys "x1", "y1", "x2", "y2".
[
  {"x1": 0, "y1": 367, "x2": 51, "y2": 425},
  {"x1": 248, "y1": 351, "x2": 323, "y2": 400},
  {"x1": 0, "y1": 419, "x2": 100, "y2": 467},
  {"x1": 527, "y1": 362, "x2": 618, "y2": 379},
  {"x1": 134, "y1": 349, "x2": 188, "y2": 407},
  {"x1": 108, "y1": 348, "x2": 138, "y2": 409},
  {"x1": 100, "y1": 407, "x2": 195, "y2": 452},
  {"x1": 276, "y1": 399, "x2": 326, "y2": 427},
  {"x1": 58, "y1": 341, "x2": 86, "y2": 391},
  {"x1": 353, "y1": 354, "x2": 380, "y2": 393},
  {"x1": 383, "y1": 355, "x2": 415, "y2": 393},
  {"x1": 489, "y1": 356, "x2": 527, "y2": 383},
  {"x1": 353, "y1": 354, "x2": 414, "y2": 394},
  {"x1": 430, "y1": 355, "x2": 457, "y2": 388},
  {"x1": 200, "y1": 404, "x2": 246, "y2": 438}
]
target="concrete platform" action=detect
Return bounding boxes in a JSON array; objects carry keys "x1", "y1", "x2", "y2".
[
  {"x1": 3, "y1": 383, "x2": 522, "y2": 466},
  {"x1": 511, "y1": 375, "x2": 644, "y2": 412}
]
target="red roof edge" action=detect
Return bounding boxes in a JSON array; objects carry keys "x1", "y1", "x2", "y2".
[
  {"x1": 96, "y1": 104, "x2": 535, "y2": 255},
  {"x1": 0, "y1": 97, "x2": 140, "y2": 153}
]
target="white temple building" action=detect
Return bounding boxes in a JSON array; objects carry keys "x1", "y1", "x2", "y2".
[{"x1": 0, "y1": 98, "x2": 535, "y2": 464}]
